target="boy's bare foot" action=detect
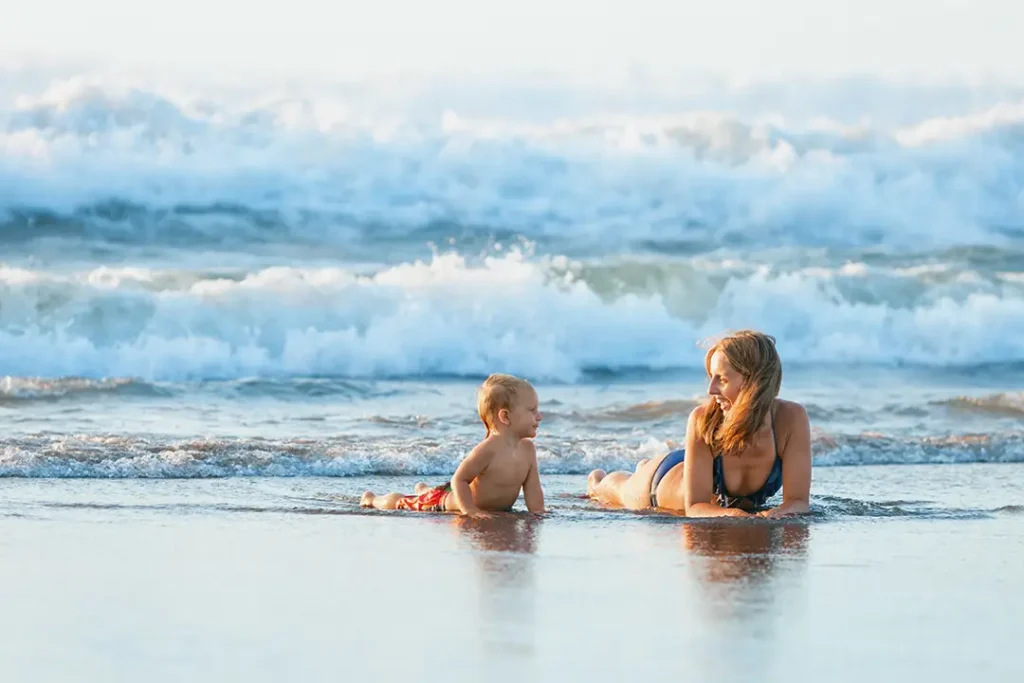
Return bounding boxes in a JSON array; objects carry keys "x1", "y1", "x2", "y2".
[
  {"x1": 587, "y1": 469, "x2": 607, "y2": 497},
  {"x1": 360, "y1": 491, "x2": 375, "y2": 507}
]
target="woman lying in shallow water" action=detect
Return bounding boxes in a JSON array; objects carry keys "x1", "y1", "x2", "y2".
[{"x1": 587, "y1": 330, "x2": 811, "y2": 518}]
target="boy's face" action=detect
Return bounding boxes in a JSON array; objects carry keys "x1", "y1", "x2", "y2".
[{"x1": 507, "y1": 388, "x2": 542, "y2": 438}]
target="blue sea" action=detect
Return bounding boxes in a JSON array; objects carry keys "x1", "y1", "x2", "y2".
[{"x1": 1, "y1": 66, "x2": 1023, "y2": 681}]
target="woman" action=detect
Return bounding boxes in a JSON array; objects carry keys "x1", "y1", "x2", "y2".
[{"x1": 586, "y1": 330, "x2": 811, "y2": 517}]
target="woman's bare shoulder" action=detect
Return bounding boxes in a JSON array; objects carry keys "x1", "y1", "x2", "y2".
[
  {"x1": 689, "y1": 402, "x2": 711, "y2": 421},
  {"x1": 774, "y1": 398, "x2": 809, "y2": 426}
]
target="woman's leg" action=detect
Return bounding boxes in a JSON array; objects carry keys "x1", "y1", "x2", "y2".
[{"x1": 587, "y1": 457, "x2": 662, "y2": 510}]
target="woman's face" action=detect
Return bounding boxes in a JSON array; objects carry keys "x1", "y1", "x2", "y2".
[{"x1": 707, "y1": 349, "x2": 744, "y2": 412}]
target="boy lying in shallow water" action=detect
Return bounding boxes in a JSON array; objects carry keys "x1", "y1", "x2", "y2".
[{"x1": 361, "y1": 373, "x2": 546, "y2": 517}]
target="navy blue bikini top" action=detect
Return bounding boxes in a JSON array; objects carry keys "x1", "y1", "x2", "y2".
[{"x1": 712, "y1": 411, "x2": 783, "y2": 509}]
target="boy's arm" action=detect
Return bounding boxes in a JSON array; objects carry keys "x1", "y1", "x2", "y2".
[
  {"x1": 450, "y1": 441, "x2": 497, "y2": 517},
  {"x1": 521, "y1": 441, "x2": 546, "y2": 514}
]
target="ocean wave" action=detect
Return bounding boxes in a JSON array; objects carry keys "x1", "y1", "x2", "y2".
[
  {"x1": 0, "y1": 376, "x2": 158, "y2": 402},
  {"x1": 937, "y1": 393, "x2": 1024, "y2": 417},
  {"x1": 3, "y1": 78, "x2": 1024, "y2": 254},
  {"x1": 812, "y1": 431, "x2": 1024, "y2": 466},
  {"x1": 1, "y1": 431, "x2": 1022, "y2": 478},
  {"x1": 807, "y1": 495, "x2": 993, "y2": 520},
  {"x1": 4, "y1": 251, "x2": 1024, "y2": 380}
]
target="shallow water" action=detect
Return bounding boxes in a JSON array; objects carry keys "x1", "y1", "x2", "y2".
[{"x1": 1, "y1": 470, "x2": 1021, "y2": 682}]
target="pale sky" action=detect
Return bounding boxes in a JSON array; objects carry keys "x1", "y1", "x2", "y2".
[{"x1": 2, "y1": 0, "x2": 1022, "y2": 83}]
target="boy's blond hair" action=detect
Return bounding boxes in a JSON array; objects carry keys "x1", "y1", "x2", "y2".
[{"x1": 477, "y1": 373, "x2": 534, "y2": 435}]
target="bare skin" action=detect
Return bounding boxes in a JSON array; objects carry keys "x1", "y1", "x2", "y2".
[
  {"x1": 362, "y1": 389, "x2": 546, "y2": 516},
  {"x1": 588, "y1": 349, "x2": 811, "y2": 517},
  {"x1": 586, "y1": 452, "x2": 687, "y2": 511},
  {"x1": 683, "y1": 398, "x2": 810, "y2": 518}
]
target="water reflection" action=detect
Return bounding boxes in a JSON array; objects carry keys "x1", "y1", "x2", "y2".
[
  {"x1": 679, "y1": 520, "x2": 811, "y2": 678},
  {"x1": 452, "y1": 514, "x2": 541, "y2": 559},
  {"x1": 682, "y1": 519, "x2": 810, "y2": 658},
  {"x1": 683, "y1": 521, "x2": 810, "y2": 590},
  {"x1": 451, "y1": 514, "x2": 542, "y2": 661}
]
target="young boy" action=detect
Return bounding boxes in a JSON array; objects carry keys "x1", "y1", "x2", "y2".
[{"x1": 360, "y1": 373, "x2": 546, "y2": 516}]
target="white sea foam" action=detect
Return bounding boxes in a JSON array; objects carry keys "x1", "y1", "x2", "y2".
[
  {"x1": 2, "y1": 76, "x2": 1023, "y2": 252},
  {"x1": 2, "y1": 251, "x2": 1024, "y2": 380},
  {"x1": 1, "y1": 431, "x2": 1021, "y2": 478}
]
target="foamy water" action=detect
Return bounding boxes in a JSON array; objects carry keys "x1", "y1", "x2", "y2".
[
  {"x1": 3, "y1": 250, "x2": 1024, "y2": 381},
  {"x1": 3, "y1": 76, "x2": 1024, "y2": 254},
  {"x1": 1, "y1": 66, "x2": 1023, "y2": 483}
]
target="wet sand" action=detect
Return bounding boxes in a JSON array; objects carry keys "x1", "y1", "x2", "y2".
[{"x1": 0, "y1": 472, "x2": 1021, "y2": 682}]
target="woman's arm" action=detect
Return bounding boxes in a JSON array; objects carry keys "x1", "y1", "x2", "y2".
[
  {"x1": 757, "y1": 402, "x2": 811, "y2": 518},
  {"x1": 684, "y1": 406, "x2": 753, "y2": 518}
]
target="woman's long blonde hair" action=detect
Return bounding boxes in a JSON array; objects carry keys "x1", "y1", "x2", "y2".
[{"x1": 697, "y1": 330, "x2": 782, "y2": 457}]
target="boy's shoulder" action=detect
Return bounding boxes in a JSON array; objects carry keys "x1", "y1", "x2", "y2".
[
  {"x1": 471, "y1": 436, "x2": 536, "y2": 462},
  {"x1": 469, "y1": 435, "x2": 501, "y2": 457},
  {"x1": 515, "y1": 438, "x2": 538, "y2": 468}
]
